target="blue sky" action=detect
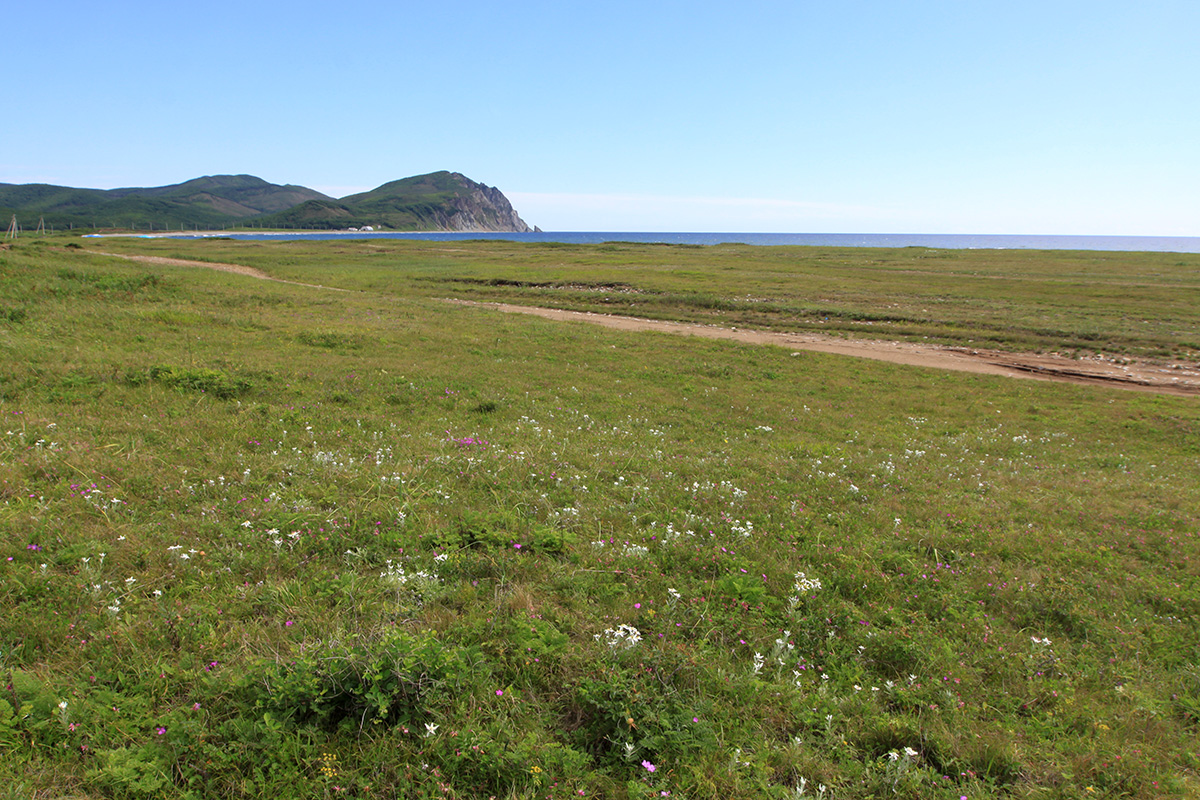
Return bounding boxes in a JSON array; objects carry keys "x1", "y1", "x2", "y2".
[{"x1": 4, "y1": 1, "x2": 1197, "y2": 234}]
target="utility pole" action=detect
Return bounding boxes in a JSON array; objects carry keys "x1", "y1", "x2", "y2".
[
  {"x1": 5, "y1": 215, "x2": 17, "y2": 240},
  {"x1": 36, "y1": 217, "x2": 45, "y2": 235}
]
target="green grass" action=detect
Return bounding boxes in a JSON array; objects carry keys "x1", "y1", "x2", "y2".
[
  {"x1": 1, "y1": 237, "x2": 1198, "y2": 799},
  {"x1": 86, "y1": 236, "x2": 1200, "y2": 359}
]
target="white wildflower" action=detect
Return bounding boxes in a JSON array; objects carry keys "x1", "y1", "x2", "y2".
[{"x1": 596, "y1": 624, "x2": 642, "y2": 651}]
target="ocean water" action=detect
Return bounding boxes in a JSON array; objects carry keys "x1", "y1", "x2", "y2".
[{"x1": 101, "y1": 230, "x2": 1200, "y2": 253}]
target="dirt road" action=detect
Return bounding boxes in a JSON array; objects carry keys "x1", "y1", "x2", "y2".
[
  {"x1": 94, "y1": 252, "x2": 350, "y2": 291},
  {"x1": 451, "y1": 301, "x2": 1200, "y2": 397}
]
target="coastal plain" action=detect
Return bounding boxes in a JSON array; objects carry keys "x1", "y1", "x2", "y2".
[{"x1": 1, "y1": 235, "x2": 1197, "y2": 799}]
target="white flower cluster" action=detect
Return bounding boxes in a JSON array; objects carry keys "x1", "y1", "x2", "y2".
[
  {"x1": 595, "y1": 624, "x2": 642, "y2": 651},
  {"x1": 82, "y1": 488, "x2": 125, "y2": 514},
  {"x1": 788, "y1": 570, "x2": 823, "y2": 613},
  {"x1": 771, "y1": 630, "x2": 796, "y2": 665},
  {"x1": 794, "y1": 571, "x2": 822, "y2": 595},
  {"x1": 884, "y1": 746, "x2": 920, "y2": 783},
  {"x1": 730, "y1": 519, "x2": 754, "y2": 538},
  {"x1": 380, "y1": 559, "x2": 436, "y2": 586},
  {"x1": 380, "y1": 560, "x2": 440, "y2": 603},
  {"x1": 166, "y1": 544, "x2": 199, "y2": 561},
  {"x1": 753, "y1": 630, "x2": 797, "y2": 677},
  {"x1": 650, "y1": 521, "x2": 694, "y2": 542},
  {"x1": 789, "y1": 776, "x2": 827, "y2": 798}
]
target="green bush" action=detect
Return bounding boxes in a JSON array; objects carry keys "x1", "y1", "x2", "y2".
[
  {"x1": 0, "y1": 305, "x2": 27, "y2": 323},
  {"x1": 297, "y1": 330, "x2": 362, "y2": 349},
  {"x1": 247, "y1": 630, "x2": 482, "y2": 728},
  {"x1": 144, "y1": 365, "x2": 251, "y2": 398}
]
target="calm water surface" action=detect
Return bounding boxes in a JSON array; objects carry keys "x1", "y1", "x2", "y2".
[{"x1": 94, "y1": 230, "x2": 1200, "y2": 253}]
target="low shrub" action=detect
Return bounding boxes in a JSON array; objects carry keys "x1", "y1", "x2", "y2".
[{"x1": 140, "y1": 365, "x2": 251, "y2": 398}]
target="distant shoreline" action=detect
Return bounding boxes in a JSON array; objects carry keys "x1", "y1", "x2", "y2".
[{"x1": 80, "y1": 230, "x2": 1200, "y2": 253}]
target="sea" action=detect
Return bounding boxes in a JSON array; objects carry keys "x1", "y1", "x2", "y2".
[{"x1": 92, "y1": 230, "x2": 1200, "y2": 253}]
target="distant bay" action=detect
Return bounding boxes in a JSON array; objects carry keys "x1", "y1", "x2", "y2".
[{"x1": 89, "y1": 230, "x2": 1200, "y2": 253}]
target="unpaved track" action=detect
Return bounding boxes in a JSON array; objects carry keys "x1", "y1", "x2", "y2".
[
  {"x1": 95, "y1": 252, "x2": 351, "y2": 291},
  {"x1": 97, "y1": 250, "x2": 1200, "y2": 397},
  {"x1": 450, "y1": 301, "x2": 1200, "y2": 397}
]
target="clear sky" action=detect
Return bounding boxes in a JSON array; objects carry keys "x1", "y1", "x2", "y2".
[{"x1": 4, "y1": 1, "x2": 1198, "y2": 234}]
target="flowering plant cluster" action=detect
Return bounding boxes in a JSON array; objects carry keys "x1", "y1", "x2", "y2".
[
  {"x1": 594, "y1": 624, "x2": 642, "y2": 651},
  {"x1": 380, "y1": 559, "x2": 441, "y2": 604},
  {"x1": 787, "y1": 569, "x2": 822, "y2": 613}
]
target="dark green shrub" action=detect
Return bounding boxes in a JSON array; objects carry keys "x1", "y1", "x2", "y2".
[
  {"x1": 146, "y1": 365, "x2": 251, "y2": 399},
  {"x1": 0, "y1": 305, "x2": 27, "y2": 323},
  {"x1": 246, "y1": 630, "x2": 480, "y2": 729},
  {"x1": 297, "y1": 330, "x2": 362, "y2": 349}
]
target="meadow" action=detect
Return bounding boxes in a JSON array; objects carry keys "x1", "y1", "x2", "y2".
[
  {"x1": 87, "y1": 236, "x2": 1200, "y2": 359},
  {"x1": 1, "y1": 236, "x2": 1198, "y2": 799}
]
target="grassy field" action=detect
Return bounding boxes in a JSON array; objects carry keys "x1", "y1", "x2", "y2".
[
  {"x1": 85, "y1": 236, "x2": 1200, "y2": 359},
  {"x1": 1, "y1": 236, "x2": 1198, "y2": 799}
]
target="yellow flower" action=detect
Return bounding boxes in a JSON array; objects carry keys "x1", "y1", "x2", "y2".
[
  {"x1": 319, "y1": 753, "x2": 340, "y2": 778},
  {"x1": 530, "y1": 765, "x2": 543, "y2": 774}
]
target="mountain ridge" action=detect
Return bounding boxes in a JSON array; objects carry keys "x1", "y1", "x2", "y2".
[
  {"x1": 258, "y1": 172, "x2": 533, "y2": 232},
  {"x1": 0, "y1": 171, "x2": 532, "y2": 232}
]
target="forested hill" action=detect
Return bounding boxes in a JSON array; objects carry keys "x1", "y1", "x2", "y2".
[
  {"x1": 258, "y1": 172, "x2": 533, "y2": 232},
  {"x1": 0, "y1": 171, "x2": 533, "y2": 232}
]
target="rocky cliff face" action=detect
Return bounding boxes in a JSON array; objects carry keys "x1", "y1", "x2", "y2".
[
  {"x1": 398, "y1": 173, "x2": 531, "y2": 232},
  {"x1": 310, "y1": 171, "x2": 534, "y2": 232},
  {"x1": 447, "y1": 180, "x2": 532, "y2": 232}
]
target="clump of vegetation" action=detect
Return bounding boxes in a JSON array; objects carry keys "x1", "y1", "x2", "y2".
[
  {"x1": 297, "y1": 330, "x2": 363, "y2": 349},
  {"x1": 0, "y1": 305, "x2": 28, "y2": 323},
  {"x1": 55, "y1": 267, "x2": 161, "y2": 293},
  {"x1": 122, "y1": 365, "x2": 251, "y2": 398}
]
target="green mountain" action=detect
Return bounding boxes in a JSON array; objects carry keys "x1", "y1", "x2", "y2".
[
  {"x1": 108, "y1": 175, "x2": 332, "y2": 215},
  {"x1": 258, "y1": 171, "x2": 533, "y2": 232},
  {"x1": 0, "y1": 172, "x2": 533, "y2": 232},
  {"x1": 0, "y1": 175, "x2": 332, "y2": 230}
]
